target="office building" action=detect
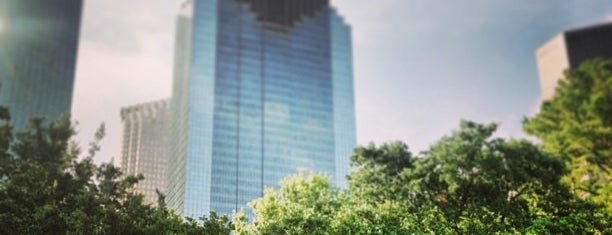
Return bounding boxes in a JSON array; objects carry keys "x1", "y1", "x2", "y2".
[
  {"x1": 167, "y1": 0, "x2": 356, "y2": 217},
  {"x1": 536, "y1": 22, "x2": 612, "y2": 100},
  {"x1": 0, "y1": 0, "x2": 83, "y2": 128},
  {"x1": 118, "y1": 99, "x2": 170, "y2": 205}
]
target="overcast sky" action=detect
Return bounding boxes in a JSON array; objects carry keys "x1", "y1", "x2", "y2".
[{"x1": 72, "y1": 0, "x2": 612, "y2": 164}]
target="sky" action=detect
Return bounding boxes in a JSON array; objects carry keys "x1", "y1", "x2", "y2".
[{"x1": 72, "y1": 0, "x2": 612, "y2": 164}]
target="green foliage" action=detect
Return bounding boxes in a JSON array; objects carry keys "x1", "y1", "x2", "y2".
[
  {"x1": 348, "y1": 141, "x2": 414, "y2": 202},
  {"x1": 524, "y1": 58, "x2": 612, "y2": 211},
  {"x1": 0, "y1": 111, "x2": 231, "y2": 235},
  {"x1": 233, "y1": 171, "x2": 413, "y2": 235},
  {"x1": 239, "y1": 171, "x2": 344, "y2": 235},
  {"x1": 405, "y1": 121, "x2": 608, "y2": 234},
  {"x1": 236, "y1": 121, "x2": 610, "y2": 234}
]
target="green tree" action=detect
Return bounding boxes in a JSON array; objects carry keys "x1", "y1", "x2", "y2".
[
  {"x1": 235, "y1": 121, "x2": 610, "y2": 234},
  {"x1": 235, "y1": 171, "x2": 344, "y2": 235},
  {"x1": 524, "y1": 58, "x2": 612, "y2": 211},
  {"x1": 0, "y1": 109, "x2": 232, "y2": 234},
  {"x1": 233, "y1": 171, "x2": 414, "y2": 235},
  {"x1": 407, "y1": 121, "x2": 608, "y2": 234},
  {"x1": 347, "y1": 141, "x2": 415, "y2": 203},
  {"x1": 348, "y1": 121, "x2": 610, "y2": 234}
]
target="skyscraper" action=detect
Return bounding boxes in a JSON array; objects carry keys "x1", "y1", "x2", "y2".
[
  {"x1": 118, "y1": 99, "x2": 170, "y2": 205},
  {"x1": 536, "y1": 22, "x2": 612, "y2": 100},
  {"x1": 168, "y1": 0, "x2": 355, "y2": 217},
  {"x1": 0, "y1": 0, "x2": 83, "y2": 128}
]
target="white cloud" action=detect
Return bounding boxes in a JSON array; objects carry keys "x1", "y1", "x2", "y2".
[{"x1": 72, "y1": 0, "x2": 177, "y2": 163}]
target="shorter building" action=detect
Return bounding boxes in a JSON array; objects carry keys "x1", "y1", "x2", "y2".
[
  {"x1": 536, "y1": 22, "x2": 612, "y2": 100},
  {"x1": 117, "y1": 99, "x2": 170, "y2": 204}
]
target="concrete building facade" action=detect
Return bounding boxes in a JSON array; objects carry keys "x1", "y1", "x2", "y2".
[{"x1": 536, "y1": 22, "x2": 612, "y2": 100}]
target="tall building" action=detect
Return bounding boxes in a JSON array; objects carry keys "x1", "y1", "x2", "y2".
[
  {"x1": 0, "y1": 0, "x2": 83, "y2": 128},
  {"x1": 118, "y1": 99, "x2": 170, "y2": 205},
  {"x1": 536, "y1": 22, "x2": 612, "y2": 100},
  {"x1": 168, "y1": 0, "x2": 356, "y2": 217}
]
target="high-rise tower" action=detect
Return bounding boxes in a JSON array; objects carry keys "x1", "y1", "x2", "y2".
[
  {"x1": 167, "y1": 0, "x2": 355, "y2": 217},
  {"x1": 536, "y1": 22, "x2": 612, "y2": 100},
  {"x1": 118, "y1": 99, "x2": 170, "y2": 205},
  {"x1": 0, "y1": 0, "x2": 83, "y2": 128}
]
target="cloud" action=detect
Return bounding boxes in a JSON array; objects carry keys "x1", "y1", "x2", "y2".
[
  {"x1": 80, "y1": 0, "x2": 178, "y2": 53},
  {"x1": 72, "y1": 38, "x2": 173, "y2": 163},
  {"x1": 73, "y1": 0, "x2": 177, "y2": 163}
]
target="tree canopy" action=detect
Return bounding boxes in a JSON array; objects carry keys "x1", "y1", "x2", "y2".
[
  {"x1": 0, "y1": 108, "x2": 232, "y2": 235},
  {"x1": 524, "y1": 58, "x2": 612, "y2": 211},
  {"x1": 235, "y1": 121, "x2": 610, "y2": 234},
  {"x1": 232, "y1": 171, "x2": 413, "y2": 235}
]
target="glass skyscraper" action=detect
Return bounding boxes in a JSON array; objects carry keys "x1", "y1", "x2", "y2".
[
  {"x1": 118, "y1": 99, "x2": 170, "y2": 205},
  {"x1": 0, "y1": 0, "x2": 82, "y2": 129},
  {"x1": 168, "y1": 0, "x2": 355, "y2": 217}
]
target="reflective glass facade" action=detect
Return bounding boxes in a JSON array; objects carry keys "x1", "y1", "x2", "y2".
[
  {"x1": 168, "y1": 0, "x2": 355, "y2": 217},
  {"x1": 118, "y1": 99, "x2": 170, "y2": 205},
  {"x1": 0, "y1": 0, "x2": 82, "y2": 129}
]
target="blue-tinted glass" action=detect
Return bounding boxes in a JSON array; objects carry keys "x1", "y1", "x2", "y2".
[
  {"x1": 168, "y1": 0, "x2": 355, "y2": 217},
  {"x1": 331, "y1": 10, "x2": 356, "y2": 188},
  {"x1": 0, "y1": 0, "x2": 82, "y2": 129}
]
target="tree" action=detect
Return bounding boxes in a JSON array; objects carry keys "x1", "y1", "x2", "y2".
[
  {"x1": 524, "y1": 58, "x2": 612, "y2": 211},
  {"x1": 0, "y1": 108, "x2": 232, "y2": 234},
  {"x1": 236, "y1": 121, "x2": 609, "y2": 234},
  {"x1": 347, "y1": 141, "x2": 415, "y2": 203},
  {"x1": 234, "y1": 171, "x2": 344, "y2": 235},
  {"x1": 406, "y1": 121, "x2": 608, "y2": 234},
  {"x1": 347, "y1": 121, "x2": 610, "y2": 234},
  {"x1": 233, "y1": 171, "x2": 414, "y2": 235}
]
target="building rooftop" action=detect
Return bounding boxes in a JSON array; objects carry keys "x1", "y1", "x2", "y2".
[{"x1": 235, "y1": 0, "x2": 329, "y2": 32}]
